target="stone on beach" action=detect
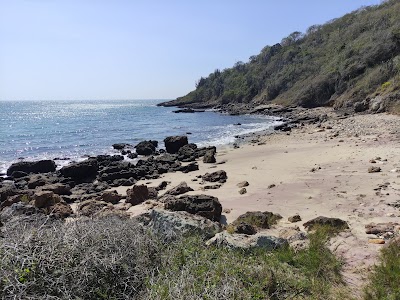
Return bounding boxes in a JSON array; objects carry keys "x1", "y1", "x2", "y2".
[
  {"x1": 7, "y1": 160, "x2": 56, "y2": 176},
  {"x1": 164, "y1": 136, "x2": 188, "y2": 154},
  {"x1": 126, "y1": 184, "x2": 149, "y2": 205}
]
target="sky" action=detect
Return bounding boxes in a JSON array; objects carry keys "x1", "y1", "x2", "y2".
[{"x1": 0, "y1": 0, "x2": 383, "y2": 101}]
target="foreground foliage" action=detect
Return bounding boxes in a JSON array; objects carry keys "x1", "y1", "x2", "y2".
[
  {"x1": 0, "y1": 217, "x2": 349, "y2": 299},
  {"x1": 364, "y1": 238, "x2": 400, "y2": 300}
]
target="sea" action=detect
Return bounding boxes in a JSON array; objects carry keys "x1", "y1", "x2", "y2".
[{"x1": 0, "y1": 99, "x2": 281, "y2": 175}]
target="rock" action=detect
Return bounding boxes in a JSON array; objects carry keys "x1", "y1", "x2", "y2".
[
  {"x1": 206, "y1": 232, "x2": 288, "y2": 250},
  {"x1": 156, "y1": 181, "x2": 169, "y2": 191},
  {"x1": 42, "y1": 183, "x2": 71, "y2": 195},
  {"x1": 97, "y1": 190, "x2": 122, "y2": 204},
  {"x1": 288, "y1": 214, "x2": 302, "y2": 223},
  {"x1": 238, "y1": 188, "x2": 247, "y2": 195},
  {"x1": 274, "y1": 123, "x2": 291, "y2": 132},
  {"x1": 147, "y1": 187, "x2": 158, "y2": 199},
  {"x1": 368, "y1": 166, "x2": 381, "y2": 173},
  {"x1": 164, "y1": 194, "x2": 222, "y2": 222},
  {"x1": 354, "y1": 101, "x2": 368, "y2": 112},
  {"x1": 177, "y1": 144, "x2": 197, "y2": 162},
  {"x1": 303, "y1": 216, "x2": 349, "y2": 231},
  {"x1": 10, "y1": 171, "x2": 28, "y2": 178},
  {"x1": 112, "y1": 143, "x2": 131, "y2": 150},
  {"x1": 135, "y1": 140, "x2": 158, "y2": 156},
  {"x1": 60, "y1": 159, "x2": 98, "y2": 180},
  {"x1": 127, "y1": 153, "x2": 138, "y2": 159},
  {"x1": 237, "y1": 181, "x2": 249, "y2": 188},
  {"x1": 365, "y1": 222, "x2": 398, "y2": 235},
  {"x1": 33, "y1": 191, "x2": 62, "y2": 209},
  {"x1": 368, "y1": 239, "x2": 385, "y2": 244},
  {"x1": 172, "y1": 108, "x2": 197, "y2": 113},
  {"x1": 227, "y1": 222, "x2": 257, "y2": 235},
  {"x1": 202, "y1": 170, "x2": 227, "y2": 183},
  {"x1": 279, "y1": 227, "x2": 308, "y2": 251},
  {"x1": 146, "y1": 208, "x2": 222, "y2": 239},
  {"x1": 230, "y1": 211, "x2": 282, "y2": 229},
  {"x1": 0, "y1": 183, "x2": 17, "y2": 202},
  {"x1": 126, "y1": 184, "x2": 149, "y2": 205},
  {"x1": 6, "y1": 160, "x2": 56, "y2": 176},
  {"x1": 0, "y1": 194, "x2": 31, "y2": 210},
  {"x1": 27, "y1": 174, "x2": 49, "y2": 189},
  {"x1": 164, "y1": 136, "x2": 188, "y2": 154},
  {"x1": 47, "y1": 201, "x2": 73, "y2": 218},
  {"x1": 203, "y1": 150, "x2": 216, "y2": 163},
  {"x1": 178, "y1": 162, "x2": 199, "y2": 173},
  {"x1": 0, "y1": 203, "x2": 39, "y2": 221},
  {"x1": 164, "y1": 182, "x2": 194, "y2": 196},
  {"x1": 268, "y1": 184, "x2": 276, "y2": 189},
  {"x1": 77, "y1": 200, "x2": 112, "y2": 217}
]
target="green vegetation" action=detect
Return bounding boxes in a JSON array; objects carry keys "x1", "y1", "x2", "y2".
[
  {"x1": 0, "y1": 217, "x2": 351, "y2": 299},
  {"x1": 163, "y1": 0, "x2": 400, "y2": 111},
  {"x1": 364, "y1": 239, "x2": 400, "y2": 299}
]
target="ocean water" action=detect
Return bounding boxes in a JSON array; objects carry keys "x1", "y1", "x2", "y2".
[{"x1": 0, "y1": 100, "x2": 281, "y2": 174}]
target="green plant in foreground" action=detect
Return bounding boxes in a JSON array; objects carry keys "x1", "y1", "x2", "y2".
[{"x1": 364, "y1": 239, "x2": 400, "y2": 300}]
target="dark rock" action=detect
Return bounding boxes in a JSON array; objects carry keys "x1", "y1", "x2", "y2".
[
  {"x1": 112, "y1": 143, "x2": 131, "y2": 150},
  {"x1": 274, "y1": 123, "x2": 291, "y2": 132},
  {"x1": 42, "y1": 183, "x2": 72, "y2": 195},
  {"x1": 135, "y1": 140, "x2": 158, "y2": 156},
  {"x1": 47, "y1": 201, "x2": 73, "y2": 218},
  {"x1": 0, "y1": 183, "x2": 17, "y2": 202},
  {"x1": 147, "y1": 187, "x2": 158, "y2": 199},
  {"x1": 164, "y1": 136, "x2": 188, "y2": 154},
  {"x1": 173, "y1": 108, "x2": 195, "y2": 113},
  {"x1": 60, "y1": 159, "x2": 98, "y2": 180},
  {"x1": 237, "y1": 181, "x2": 249, "y2": 188},
  {"x1": 202, "y1": 170, "x2": 227, "y2": 183},
  {"x1": 203, "y1": 150, "x2": 216, "y2": 163},
  {"x1": 288, "y1": 214, "x2": 302, "y2": 223},
  {"x1": 229, "y1": 222, "x2": 257, "y2": 235},
  {"x1": 156, "y1": 181, "x2": 169, "y2": 191},
  {"x1": 164, "y1": 182, "x2": 194, "y2": 196},
  {"x1": 0, "y1": 194, "x2": 31, "y2": 210},
  {"x1": 27, "y1": 174, "x2": 49, "y2": 189},
  {"x1": 177, "y1": 144, "x2": 197, "y2": 162},
  {"x1": 238, "y1": 188, "x2": 247, "y2": 194},
  {"x1": 303, "y1": 216, "x2": 349, "y2": 231},
  {"x1": 77, "y1": 200, "x2": 112, "y2": 217},
  {"x1": 0, "y1": 202, "x2": 39, "y2": 221},
  {"x1": 127, "y1": 153, "x2": 138, "y2": 159},
  {"x1": 354, "y1": 101, "x2": 368, "y2": 113},
  {"x1": 368, "y1": 166, "x2": 381, "y2": 173},
  {"x1": 231, "y1": 211, "x2": 282, "y2": 229},
  {"x1": 164, "y1": 194, "x2": 222, "y2": 222},
  {"x1": 179, "y1": 162, "x2": 199, "y2": 173},
  {"x1": 10, "y1": 171, "x2": 28, "y2": 179},
  {"x1": 126, "y1": 184, "x2": 149, "y2": 205},
  {"x1": 7, "y1": 160, "x2": 56, "y2": 176},
  {"x1": 97, "y1": 190, "x2": 122, "y2": 204}
]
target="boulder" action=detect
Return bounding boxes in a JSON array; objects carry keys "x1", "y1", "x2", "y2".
[
  {"x1": 60, "y1": 159, "x2": 98, "y2": 180},
  {"x1": 164, "y1": 136, "x2": 188, "y2": 154},
  {"x1": 227, "y1": 222, "x2": 257, "y2": 235},
  {"x1": 179, "y1": 162, "x2": 199, "y2": 173},
  {"x1": 77, "y1": 200, "x2": 112, "y2": 217},
  {"x1": 206, "y1": 232, "x2": 288, "y2": 250},
  {"x1": 42, "y1": 183, "x2": 71, "y2": 195},
  {"x1": 274, "y1": 123, "x2": 291, "y2": 132},
  {"x1": 47, "y1": 201, "x2": 73, "y2": 218},
  {"x1": 164, "y1": 194, "x2": 222, "y2": 222},
  {"x1": 27, "y1": 175, "x2": 49, "y2": 189},
  {"x1": 231, "y1": 211, "x2": 282, "y2": 229},
  {"x1": 6, "y1": 160, "x2": 56, "y2": 176},
  {"x1": 112, "y1": 143, "x2": 131, "y2": 150},
  {"x1": 147, "y1": 187, "x2": 158, "y2": 199},
  {"x1": 288, "y1": 214, "x2": 302, "y2": 223},
  {"x1": 126, "y1": 184, "x2": 149, "y2": 205},
  {"x1": 303, "y1": 216, "x2": 349, "y2": 231},
  {"x1": 164, "y1": 182, "x2": 194, "y2": 196},
  {"x1": 146, "y1": 208, "x2": 222, "y2": 239},
  {"x1": 203, "y1": 150, "x2": 216, "y2": 163},
  {"x1": 202, "y1": 170, "x2": 227, "y2": 183},
  {"x1": 33, "y1": 191, "x2": 62, "y2": 209},
  {"x1": 10, "y1": 171, "x2": 28, "y2": 178},
  {"x1": 0, "y1": 183, "x2": 17, "y2": 202},
  {"x1": 156, "y1": 181, "x2": 169, "y2": 191},
  {"x1": 135, "y1": 140, "x2": 158, "y2": 156},
  {"x1": 177, "y1": 144, "x2": 197, "y2": 162},
  {"x1": 97, "y1": 190, "x2": 122, "y2": 204}
]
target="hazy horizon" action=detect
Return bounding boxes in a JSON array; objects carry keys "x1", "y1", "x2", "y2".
[{"x1": 1, "y1": 0, "x2": 382, "y2": 101}]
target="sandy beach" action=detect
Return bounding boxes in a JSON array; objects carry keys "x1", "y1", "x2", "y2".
[{"x1": 110, "y1": 108, "x2": 400, "y2": 295}]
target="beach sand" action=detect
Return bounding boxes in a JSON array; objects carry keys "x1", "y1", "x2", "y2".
[{"x1": 112, "y1": 108, "x2": 400, "y2": 295}]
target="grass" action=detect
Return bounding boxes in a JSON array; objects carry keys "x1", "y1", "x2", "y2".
[
  {"x1": 0, "y1": 216, "x2": 350, "y2": 299},
  {"x1": 364, "y1": 238, "x2": 400, "y2": 300}
]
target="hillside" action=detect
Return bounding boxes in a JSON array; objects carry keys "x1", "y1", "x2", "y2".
[{"x1": 159, "y1": 0, "x2": 400, "y2": 113}]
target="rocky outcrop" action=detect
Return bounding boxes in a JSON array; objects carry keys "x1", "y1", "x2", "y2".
[
  {"x1": 126, "y1": 184, "x2": 149, "y2": 205},
  {"x1": 33, "y1": 191, "x2": 62, "y2": 208},
  {"x1": 7, "y1": 160, "x2": 56, "y2": 176},
  {"x1": 164, "y1": 194, "x2": 222, "y2": 222},
  {"x1": 303, "y1": 216, "x2": 349, "y2": 231},
  {"x1": 135, "y1": 140, "x2": 158, "y2": 156},
  {"x1": 164, "y1": 136, "x2": 188, "y2": 154},
  {"x1": 164, "y1": 182, "x2": 194, "y2": 196},
  {"x1": 230, "y1": 211, "x2": 282, "y2": 230},
  {"x1": 60, "y1": 159, "x2": 98, "y2": 180},
  {"x1": 202, "y1": 170, "x2": 227, "y2": 183},
  {"x1": 206, "y1": 232, "x2": 288, "y2": 250},
  {"x1": 144, "y1": 209, "x2": 222, "y2": 239},
  {"x1": 42, "y1": 183, "x2": 72, "y2": 195},
  {"x1": 97, "y1": 190, "x2": 122, "y2": 204}
]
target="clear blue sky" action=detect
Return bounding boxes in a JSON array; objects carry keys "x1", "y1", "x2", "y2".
[{"x1": 0, "y1": 0, "x2": 382, "y2": 101}]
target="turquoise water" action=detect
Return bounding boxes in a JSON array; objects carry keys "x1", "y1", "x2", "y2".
[{"x1": 0, "y1": 100, "x2": 280, "y2": 174}]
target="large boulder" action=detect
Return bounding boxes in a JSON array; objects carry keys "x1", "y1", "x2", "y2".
[
  {"x1": 60, "y1": 159, "x2": 98, "y2": 180},
  {"x1": 164, "y1": 194, "x2": 222, "y2": 222},
  {"x1": 177, "y1": 144, "x2": 197, "y2": 162},
  {"x1": 7, "y1": 160, "x2": 56, "y2": 176},
  {"x1": 164, "y1": 136, "x2": 188, "y2": 154},
  {"x1": 126, "y1": 184, "x2": 149, "y2": 205},
  {"x1": 164, "y1": 182, "x2": 194, "y2": 196},
  {"x1": 303, "y1": 216, "x2": 349, "y2": 231},
  {"x1": 202, "y1": 170, "x2": 227, "y2": 183},
  {"x1": 203, "y1": 150, "x2": 216, "y2": 163},
  {"x1": 206, "y1": 232, "x2": 288, "y2": 250},
  {"x1": 146, "y1": 208, "x2": 222, "y2": 239},
  {"x1": 135, "y1": 140, "x2": 158, "y2": 156}
]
